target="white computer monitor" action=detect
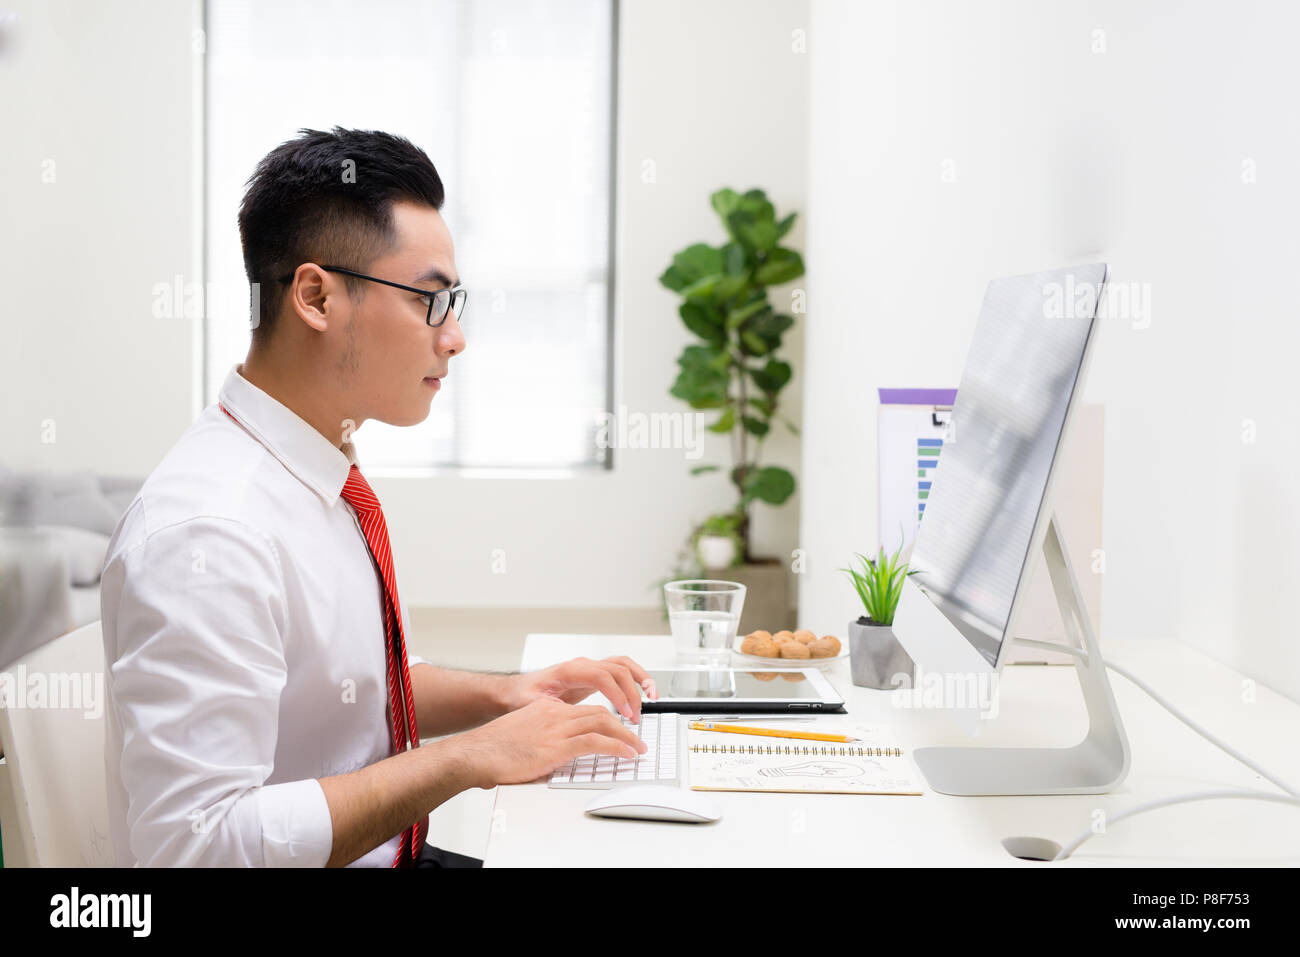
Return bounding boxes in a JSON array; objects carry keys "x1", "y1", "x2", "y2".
[{"x1": 891, "y1": 262, "x2": 1131, "y2": 795}]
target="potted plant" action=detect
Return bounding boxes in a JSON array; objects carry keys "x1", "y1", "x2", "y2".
[
  {"x1": 659, "y1": 187, "x2": 804, "y2": 633},
  {"x1": 694, "y1": 512, "x2": 742, "y2": 570},
  {"x1": 840, "y1": 541, "x2": 917, "y2": 689}
]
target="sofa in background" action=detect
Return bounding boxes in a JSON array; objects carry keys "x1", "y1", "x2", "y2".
[{"x1": 0, "y1": 466, "x2": 141, "y2": 670}]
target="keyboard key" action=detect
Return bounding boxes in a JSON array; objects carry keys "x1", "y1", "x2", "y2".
[{"x1": 549, "y1": 713, "x2": 681, "y2": 788}]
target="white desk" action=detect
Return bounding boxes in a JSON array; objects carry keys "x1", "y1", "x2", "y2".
[{"x1": 482, "y1": 634, "x2": 1300, "y2": 867}]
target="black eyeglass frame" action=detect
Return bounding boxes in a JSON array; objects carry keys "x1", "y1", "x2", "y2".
[{"x1": 277, "y1": 265, "x2": 467, "y2": 327}]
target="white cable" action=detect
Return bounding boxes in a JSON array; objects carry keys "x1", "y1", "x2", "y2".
[
  {"x1": 1103, "y1": 657, "x2": 1299, "y2": 798},
  {"x1": 1048, "y1": 657, "x2": 1300, "y2": 860},
  {"x1": 1016, "y1": 642, "x2": 1298, "y2": 795},
  {"x1": 1052, "y1": 789, "x2": 1300, "y2": 861}
]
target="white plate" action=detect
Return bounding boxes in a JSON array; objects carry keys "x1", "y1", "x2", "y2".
[{"x1": 729, "y1": 635, "x2": 847, "y2": 671}]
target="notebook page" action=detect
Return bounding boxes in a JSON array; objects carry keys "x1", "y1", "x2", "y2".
[{"x1": 687, "y1": 721, "x2": 925, "y2": 795}]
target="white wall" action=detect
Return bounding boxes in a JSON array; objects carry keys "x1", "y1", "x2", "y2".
[
  {"x1": 0, "y1": 0, "x2": 201, "y2": 475},
  {"x1": 800, "y1": 0, "x2": 1300, "y2": 703},
  {"x1": 0, "y1": 0, "x2": 810, "y2": 609}
]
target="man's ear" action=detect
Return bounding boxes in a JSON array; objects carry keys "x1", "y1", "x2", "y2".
[{"x1": 286, "y1": 263, "x2": 335, "y2": 333}]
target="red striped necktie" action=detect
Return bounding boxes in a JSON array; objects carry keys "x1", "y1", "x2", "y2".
[
  {"x1": 220, "y1": 403, "x2": 424, "y2": 867},
  {"x1": 338, "y1": 465, "x2": 424, "y2": 868}
]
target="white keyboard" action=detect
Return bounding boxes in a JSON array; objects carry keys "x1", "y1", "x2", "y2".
[{"x1": 548, "y1": 712, "x2": 680, "y2": 788}]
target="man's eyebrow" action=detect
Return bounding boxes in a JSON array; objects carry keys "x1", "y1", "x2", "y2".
[{"x1": 413, "y1": 266, "x2": 459, "y2": 287}]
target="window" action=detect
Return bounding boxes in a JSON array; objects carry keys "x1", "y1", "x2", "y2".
[{"x1": 205, "y1": 0, "x2": 616, "y2": 469}]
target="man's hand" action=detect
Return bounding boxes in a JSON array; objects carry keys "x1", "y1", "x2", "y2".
[
  {"x1": 458, "y1": 698, "x2": 649, "y2": 788},
  {"x1": 502, "y1": 656, "x2": 659, "y2": 723}
]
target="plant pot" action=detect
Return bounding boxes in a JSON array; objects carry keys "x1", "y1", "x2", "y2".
[
  {"x1": 726, "y1": 559, "x2": 794, "y2": 635},
  {"x1": 848, "y1": 617, "x2": 915, "y2": 690},
  {"x1": 696, "y1": 535, "x2": 737, "y2": 571}
]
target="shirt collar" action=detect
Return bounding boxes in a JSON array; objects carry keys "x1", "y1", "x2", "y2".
[{"x1": 217, "y1": 365, "x2": 357, "y2": 508}]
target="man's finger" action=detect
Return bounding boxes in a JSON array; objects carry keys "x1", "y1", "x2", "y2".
[
  {"x1": 571, "y1": 703, "x2": 616, "y2": 719},
  {"x1": 606, "y1": 655, "x2": 658, "y2": 700},
  {"x1": 604, "y1": 655, "x2": 653, "y2": 686},
  {"x1": 601, "y1": 662, "x2": 643, "y2": 723},
  {"x1": 569, "y1": 731, "x2": 643, "y2": 761},
  {"x1": 579, "y1": 665, "x2": 634, "y2": 720},
  {"x1": 569, "y1": 711, "x2": 647, "y2": 753}
]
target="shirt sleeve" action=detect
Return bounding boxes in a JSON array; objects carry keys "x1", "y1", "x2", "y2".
[{"x1": 101, "y1": 516, "x2": 334, "y2": 867}]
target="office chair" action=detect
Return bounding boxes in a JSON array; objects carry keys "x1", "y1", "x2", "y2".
[{"x1": 0, "y1": 620, "x2": 112, "y2": 866}]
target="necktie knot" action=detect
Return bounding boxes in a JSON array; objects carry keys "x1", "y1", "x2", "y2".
[{"x1": 340, "y1": 464, "x2": 381, "y2": 514}]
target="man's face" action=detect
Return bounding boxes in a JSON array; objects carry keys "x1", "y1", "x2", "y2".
[{"x1": 339, "y1": 200, "x2": 466, "y2": 427}]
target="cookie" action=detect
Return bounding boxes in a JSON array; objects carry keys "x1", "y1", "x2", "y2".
[
  {"x1": 809, "y1": 637, "x2": 838, "y2": 658},
  {"x1": 778, "y1": 641, "x2": 811, "y2": 659}
]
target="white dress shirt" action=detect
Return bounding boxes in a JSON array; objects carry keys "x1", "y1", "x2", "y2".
[{"x1": 101, "y1": 366, "x2": 428, "y2": 867}]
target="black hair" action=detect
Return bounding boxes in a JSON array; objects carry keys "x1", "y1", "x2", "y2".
[{"x1": 238, "y1": 127, "x2": 445, "y2": 342}]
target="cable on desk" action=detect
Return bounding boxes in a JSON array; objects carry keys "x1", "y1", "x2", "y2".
[
  {"x1": 1051, "y1": 657, "x2": 1300, "y2": 860},
  {"x1": 1052, "y1": 789, "x2": 1300, "y2": 861},
  {"x1": 1103, "y1": 657, "x2": 1299, "y2": 798}
]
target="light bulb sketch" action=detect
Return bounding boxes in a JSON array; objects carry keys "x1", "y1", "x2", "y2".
[{"x1": 758, "y1": 761, "x2": 864, "y2": 778}]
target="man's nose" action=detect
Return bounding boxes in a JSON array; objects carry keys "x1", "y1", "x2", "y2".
[{"x1": 438, "y1": 312, "x2": 466, "y2": 357}]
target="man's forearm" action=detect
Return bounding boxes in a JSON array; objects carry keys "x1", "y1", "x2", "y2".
[
  {"x1": 410, "y1": 663, "x2": 519, "y2": 737},
  {"x1": 318, "y1": 736, "x2": 481, "y2": 867}
]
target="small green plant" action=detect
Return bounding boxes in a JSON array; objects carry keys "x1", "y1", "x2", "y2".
[
  {"x1": 693, "y1": 511, "x2": 743, "y2": 566},
  {"x1": 839, "y1": 540, "x2": 918, "y2": 627}
]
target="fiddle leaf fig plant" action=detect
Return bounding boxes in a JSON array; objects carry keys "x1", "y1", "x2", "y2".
[{"x1": 660, "y1": 187, "x2": 803, "y2": 561}]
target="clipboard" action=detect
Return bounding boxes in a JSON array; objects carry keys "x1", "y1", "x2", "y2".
[{"x1": 876, "y1": 389, "x2": 1104, "y2": 665}]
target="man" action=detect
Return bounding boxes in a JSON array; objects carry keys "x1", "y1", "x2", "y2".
[{"x1": 101, "y1": 127, "x2": 655, "y2": 867}]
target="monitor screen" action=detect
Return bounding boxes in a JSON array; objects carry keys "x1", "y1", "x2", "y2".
[{"x1": 907, "y1": 264, "x2": 1105, "y2": 667}]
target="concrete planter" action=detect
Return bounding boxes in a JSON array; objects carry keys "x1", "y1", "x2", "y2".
[{"x1": 848, "y1": 617, "x2": 915, "y2": 689}]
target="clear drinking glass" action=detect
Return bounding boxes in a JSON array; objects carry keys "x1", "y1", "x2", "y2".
[{"x1": 664, "y1": 580, "x2": 746, "y2": 666}]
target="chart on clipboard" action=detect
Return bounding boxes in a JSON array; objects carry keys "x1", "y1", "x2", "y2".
[{"x1": 876, "y1": 388, "x2": 1105, "y2": 665}]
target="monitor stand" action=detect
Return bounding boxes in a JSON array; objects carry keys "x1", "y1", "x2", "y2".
[{"x1": 913, "y1": 515, "x2": 1131, "y2": 795}]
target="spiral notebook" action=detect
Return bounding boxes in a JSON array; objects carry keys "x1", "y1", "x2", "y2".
[{"x1": 687, "y1": 723, "x2": 924, "y2": 795}]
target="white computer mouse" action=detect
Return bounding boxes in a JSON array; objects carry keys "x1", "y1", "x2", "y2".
[{"x1": 583, "y1": 784, "x2": 722, "y2": 824}]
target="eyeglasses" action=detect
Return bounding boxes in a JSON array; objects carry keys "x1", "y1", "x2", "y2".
[{"x1": 277, "y1": 265, "x2": 467, "y2": 327}]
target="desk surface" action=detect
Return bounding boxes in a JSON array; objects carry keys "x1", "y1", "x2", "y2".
[{"x1": 483, "y1": 635, "x2": 1300, "y2": 867}]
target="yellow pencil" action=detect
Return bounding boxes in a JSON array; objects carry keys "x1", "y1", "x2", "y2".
[{"x1": 689, "y1": 721, "x2": 857, "y2": 743}]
